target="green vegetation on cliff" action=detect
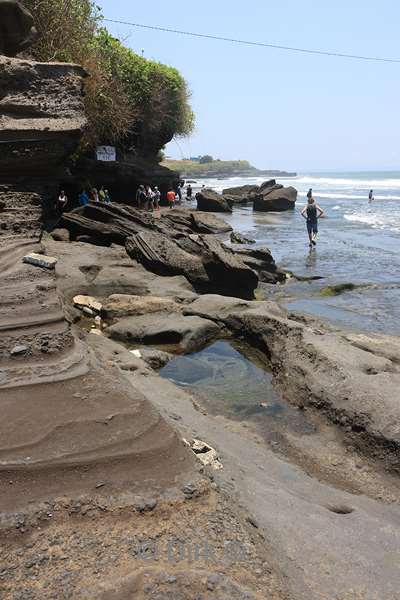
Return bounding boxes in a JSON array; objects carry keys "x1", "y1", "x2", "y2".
[
  {"x1": 162, "y1": 159, "x2": 296, "y2": 178},
  {"x1": 23, "y1": 0, "x2": 194, "y2": 153},
  {"x1": 162, "y1": 159, "x2": 252, "y2": 177}
]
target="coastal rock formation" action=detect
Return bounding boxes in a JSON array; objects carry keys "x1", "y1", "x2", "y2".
[
  {"x1": 61, "y1": 204, "x2": 232, "y2": 245},
  {"x1": 0, "y1": 52, "x2": 194, "y2": 510},
  {"x1": 230, "y1": 246, "x2": 287, "y2": 283},
  {"x1": 106, "y1": 313, "x2": 221, "y2": 353},
  {"x1": 253, "y1": 179, "x2": 297, "y2": 211},
  {"x1": 101, "y1": 294, "x2": 179, "y2": 320},
  {"x1": 223, "y1": 184, "x2": 259, "y2": 204},
  {"x1": 0, "y1": 56, "x2": 87, "y2": 179},
  {"x1": 221, "y1": 179, "x2": 298, "y2": 211},
  {"x1": 59, "y1": 203, "x2": 284, "y2": 294},
  {"x1": 126, "y1": 230, "x2": 259, "y2": 298},
  {"x1": 230, "y1": 231, "x2": 256, "y2": 244},
  {"x1": 0, "y1": 0, "x2": 37, "y2": 56},
  {"x1": 195, "y1": 189, "x2": 233, "y2": 213}
]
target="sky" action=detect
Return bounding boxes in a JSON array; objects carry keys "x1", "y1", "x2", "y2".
[{"x1": 98, "y1": 1, "x2": 400, "y2": 172}]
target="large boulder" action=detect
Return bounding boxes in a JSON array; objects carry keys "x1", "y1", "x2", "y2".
[
  {"x1": 61, "y1": 204, "x2": 233, "y2": 246},
  {"x1": 223, "y1": 184, "x2": 259, "y2": 197},
  {"x1": 253, "y1": 186, "x2": 297, "y2": 212},
  {"x1": 161, "y1": 209, "x2": 232, "y2": 234},
  {"x1": 106, "y1": 313, "x2": 221, "y2": 353},
  {"x1": 126, "y1": 230, "x2": 209, "y2": 284},
  {"x1": 0, "y1": 0, "x2": 37, "y2": 56},
  {"x1": 230, "y1": 246, "x2": 286, "y2": 284},
  {"x1": 126, "y1": 231, "x2": 259, "y2": 299},
  {"x1": 222, "y1": 184, "x2": 259, "y2": 205},
  {"x1": 195, "y1": 189, "x2": 232, "y2": 213}
]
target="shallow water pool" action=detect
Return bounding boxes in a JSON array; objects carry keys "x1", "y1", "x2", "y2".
[{"x1": 159, "y1": 340, "x2": 315, "y2": 439}]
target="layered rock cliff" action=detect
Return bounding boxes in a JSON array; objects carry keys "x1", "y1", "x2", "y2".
[{"x1": 0, "y1": 53, "x2": 191, "y2": 509}]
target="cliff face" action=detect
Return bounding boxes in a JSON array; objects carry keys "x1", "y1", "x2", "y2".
[
  {"x1": 0, "y1": 56, "x2": 86, "y2": 177},
  {"x1": 0, "y1": 55, "x2": 88, "y2": 385},
  {"x1": 0, "y1": 52, "x2": 192, "y2": 513}
]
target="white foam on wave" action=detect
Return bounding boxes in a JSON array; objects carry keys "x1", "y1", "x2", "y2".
[
  {"x1": 316, "y1": 192, "x2": 400, "y2": 201},
  {"x1": 295, "y1": 176, "x2": 400, "y2": 188},
  {"x1": 344, "y1": 212, "x2": 400, "y2": 231},
  {"x1": 333, "y1": 205, "x2": 341, "y2": 210}
]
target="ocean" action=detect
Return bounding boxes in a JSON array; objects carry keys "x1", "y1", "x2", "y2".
[{"x1": 190, "y1": 172, "x2": 400, "y2": 335}]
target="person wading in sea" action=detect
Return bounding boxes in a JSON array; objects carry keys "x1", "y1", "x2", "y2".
[
  {"x1": 307, "y1": 188, "x2": 313, "y2": 200},
  {"x1": 301, "y1": 196, "x2": 324, "y2": 247},
  {"x1": 369, "y1": 189, "x2": 374, "y2": 203}
]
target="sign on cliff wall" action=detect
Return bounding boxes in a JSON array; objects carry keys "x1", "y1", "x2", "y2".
[{"x1": 96, "y1": 146, "x2": 116, "y2": 162}]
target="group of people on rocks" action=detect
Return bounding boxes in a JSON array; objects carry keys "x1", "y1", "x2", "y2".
[
  {"x1": 54, "y1": 186, "x2": 112, "y2": 215},
  {"x1": 135, "y1": 182, "x2": 193, "y2": 210},
  {"x1": 79, "y1": 186, "x2": 111, "y2": 206},
  {"x1": 55, "y1": 181, "x2": 194, "y2": 216},
  {"x1": 135, "y1": 184, "x2": 161, "y2": 210}
]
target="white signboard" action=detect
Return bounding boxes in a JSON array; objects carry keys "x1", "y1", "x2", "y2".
[{"x1": 96, "y1": 146, "x2": 116, "y2": 162}]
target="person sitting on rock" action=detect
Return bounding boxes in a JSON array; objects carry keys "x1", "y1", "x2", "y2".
[
  {"x1": 104, "y1": 189, "x2": 111, "y2": 203},
  {"x1": 301, "y1": 196, "x2": 324, "y2": 247},
  {"x1": 99, "y1": 186, "x2": 106, "y2": 202}
]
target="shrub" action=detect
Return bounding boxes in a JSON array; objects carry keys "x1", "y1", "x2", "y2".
[{"x1": 23, "y1": 0, "x2": 194, "y2": 154}]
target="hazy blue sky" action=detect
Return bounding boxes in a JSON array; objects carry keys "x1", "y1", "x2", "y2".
[{"x1": 98, "y1": 1, "x2": 400, "y2": 171}]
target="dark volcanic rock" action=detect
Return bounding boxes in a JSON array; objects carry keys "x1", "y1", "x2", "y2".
[
  {"x1": 106, "y1": 313, "x2": 221, "y2": 353},
  {"x1": 195, "y1": 189, "x2": 232, "y2": 213},
  {"x1": 126, "y1": 231, "x2": 258, "y2": 298},
  {"x1": 223, "y1": 184, "x2": 259, "y2": 196},
  {"x1": 0, "y1": 0, "x2": 37, "y2": 56},
  {"x1": 259, "y1": 179, "x2": 282, "y2": 192},
  {"x1": 253, "y1": 186, "x2": 297, "y2": 212},
  {"x1": 230, "y1": 246, "x2": 286, "y2": 284},
  {"x1": 0, "y1": 56, "x2": 87, "y2": 178},
  {"x1": 126, "y1": 230, "x2": 210, "y2": 283},
  {"x1": 221, "y1": 179, "x2": 297, "y2": 211},
  {"x1": 61, "y1": 204, "x2": 233, "y2": 245},
  {"x1": 222, "y1": 184, "x2": 259, "y2": 204},
  {"x1": 161, "y1": 209, "x2": 232, "y2": 235},
  {"x1": 230, "y1": 231, "x2": 256, "y2": 244}
]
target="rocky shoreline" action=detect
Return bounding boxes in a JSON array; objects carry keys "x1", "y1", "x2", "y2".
[
  {"x1": 2, "y1": 223, "x2": 400, "y2": 599},
  {"x1": 2, "y1": 22, "x2": 400, "y2": 600}
]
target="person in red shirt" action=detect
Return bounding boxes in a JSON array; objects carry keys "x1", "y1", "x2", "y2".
[{"x1": 167, "y1": 189, "x2": 176, "y2": 209}]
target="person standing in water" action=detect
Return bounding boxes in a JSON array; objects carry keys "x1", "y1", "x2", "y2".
[
  {"x1": 368, "y1": 189, "x2": 374, "y2": 203},
  {"x1": 301, "y1": 197, "x2": 324, "y2": 247},
  {"x1": 307, "y1": 188, "x2": 313, "y2": 200}
]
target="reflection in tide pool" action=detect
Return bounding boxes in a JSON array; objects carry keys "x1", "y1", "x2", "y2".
[{"x1": 159, "y1": 340, "x2": 315, "y2": 438}]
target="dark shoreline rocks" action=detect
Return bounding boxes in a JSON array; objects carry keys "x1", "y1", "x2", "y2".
[
  {"x1": 222, "y1": 179, "x2": 298, "y2": 212},
  {"x1": 230, "y1": 231, "x2": 256, "y2": 244},
  {"x1": 253, "y1": 185, "x2": 297, "y2": 212},
  {"x1": 195, "y1": 189, "x2": 232, "y2": 213}
]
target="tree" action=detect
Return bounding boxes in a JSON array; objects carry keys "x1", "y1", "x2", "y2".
[{"x1": 199, "y1": 155, "x2": 213, "y2": 164}]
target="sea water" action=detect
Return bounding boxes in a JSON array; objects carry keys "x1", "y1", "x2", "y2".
[{"x1": 188, "y1": 172, "x2": 400, "y2": 334}]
